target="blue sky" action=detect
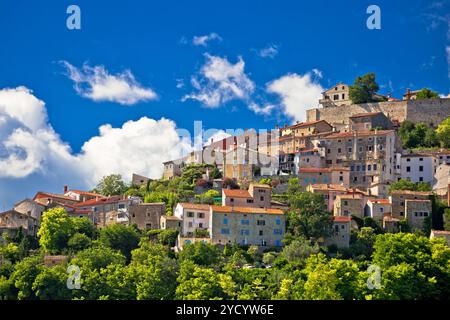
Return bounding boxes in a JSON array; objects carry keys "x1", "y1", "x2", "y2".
[{"x1": 0, "y1": 0, "x2": 449, "y2": 208}]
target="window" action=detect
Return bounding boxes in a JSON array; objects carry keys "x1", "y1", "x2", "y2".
[
  {"x1": 419, "y1": 166, "x2": 424, "y2": 172},
  {"x1": 241, "y1": 229, "x2": 250, "y2": 236},
  {"x1": 188, "y1": 222, "x2": 193, "y2": 228},
  {"x1": 273, "y1": 229, "x2": 283, "y2": 235},
  {"x1": 246, "y1": 199, "x2": 254, "y2": 203},
  {"x1": 260, "y1": 196, "x2": 264, "y2": 201},
  {"x1": 419, "y1": 177, "x2": 423, "y2": 182},
  {"x1": 241, "y1": 219, "x2": 250, "y2": 225},
  {"x1": 223, "y1": 218, "x2": 228, "y2": 225},
  {"x1": 230, "y1": 198, "x2": 234, "y2": 203},
  {"x1": 221, "y1": 228, "x2": 230, "y2": 235},
  {"x1": 257, "y1": 220, "x2": 266, "y2": 226},
  {"x1": 198, "y1": 212, "x2": 205, "y2": 218},
  {"x1": 406, "y1": 166, "x2": 411, "y2": 172},
  {"x1": 198, "y1": 223, "x2": 203, "y2": 228},
  {"x1": 259, "y1": 230, "x2": 263, "y2": 236},
  {"x1": 276, "y1": 219, "x2": 281, "y2": 225},
  {"x1": 187, "y1": 212, "x2": 194, "y2": 218}
]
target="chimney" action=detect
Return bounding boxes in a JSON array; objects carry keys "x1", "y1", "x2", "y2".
[{"x1": 64, "y1": 185, "x2": 68, "y2": 194}]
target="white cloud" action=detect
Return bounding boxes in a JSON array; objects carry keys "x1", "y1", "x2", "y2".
[
  {"x1": 248, "y1": 102, "x2": 276, "y2": 115},
  {"x1": 0, "y1": 86, "x2": 191, "y2": 207},
  {"x1": 192, "y1": 33, "x2": 222, "y2": 47},
  {"x1": 266, "y1": 72, "x2": 324, "y2": 122},
  {"x1": 203, "y1": 129, "x2": 231, "y2": 145},
  {"x1": 62, "y1": 61, "x2": 158, "y2": 105},
  {"x1": 182, "y1": 54, "x2": 255, "y2": 107},
  {"x1": 258, "y1": 45, "x2": 278, "y2": 58}
]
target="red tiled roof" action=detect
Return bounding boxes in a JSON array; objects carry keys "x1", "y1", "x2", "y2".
[
  {"x1": 325, "y1": 130, "x2": 395, "y2": 139},
  {"x1": 431, "y1": 230, "x2": 450, "y2": 235},
  {"x1": 333, "y1": 216, "x2": 352, "y2": 222},
  {"x1": 299, "y1": 167, "x2": 349, "y2": 173},
  {"x1": 178, "y1": 203, "x2": 211, "y2": 210},
  {"x1": 349, "y1": 112, "x2": 383, "y2": 118},
  {"x1": 211, "y1": 205, "x2": 284, "y2": 215},
  {"x1": 391, "y1": 190, "x2": 433, "y2": 196},
  {"x1": 223, "y1": 189, "x2": 252, "y2": 198},
  {"x1": 74, "y1": 196, "x2": 127, "y2": 207},
  {"x1": 33, "y1": 192, "x2": 78, "y2": 202},
  {"x1": 288, "y1": 120, "x2": 331, "y2": 129},
  {"x1": 369, "y1": 199, "x2": 391, "y2": 204},
  {"x1": 67, "y1": 190, "x2": 104, "y2": 197}
]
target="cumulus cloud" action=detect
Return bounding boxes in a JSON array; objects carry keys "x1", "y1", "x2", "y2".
[
  {"x1": 0, "y1": 86, "x2": 190, "y2": 207},
  {"x1": 192, "y1": 33, "x2": 222, "y2": 47},
  {"x1": 266, "y1": 71, "x2": 324, "y2": 122},
  {"x1": 257, "y1": 45, "x2": 279, "y2": 58},
  {"x1": 61, "y1": 61, "x2": 158, "y2": 105},
  {"x1": 182, "y1": 54, "x2": 255, "y2": 107},
  {"x1": 248, "y1": 102, "x2": 276, "y2": 115}
]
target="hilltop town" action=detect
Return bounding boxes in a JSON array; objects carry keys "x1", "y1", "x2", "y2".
[{"x1": 1, "y1": 76, "x2": 450, "y2": 300}]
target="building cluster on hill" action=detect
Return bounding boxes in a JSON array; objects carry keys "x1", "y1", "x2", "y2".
[{"x1": 2, "y1": 85, "x2": 450, "y2": 249}]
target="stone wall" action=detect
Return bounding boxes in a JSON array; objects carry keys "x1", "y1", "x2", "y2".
[{"x1": 306, "y1": 98, "x2": 450, "y2": 127}]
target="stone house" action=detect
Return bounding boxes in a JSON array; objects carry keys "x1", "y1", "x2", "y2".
[
  {"x1": 307, "y1": 184, "x2": 352, "y2": 212},
  {"x1": 325, "y1": 216, "x2": 351, "y2": 248},
  {"x1": 222, "y1": 183, "x2": 272, "y2": 208},
  {"x1": 299, "y1": 167, "x2": 350, "y2": 190},
  {"x1": 397, "y1": 153, "x2": 437, "y2": 184},
  {"x1": 131, "y1": 173, "x2": 151, "y2": 187},
  {"x1": 209, "y1": 205, "x2": 285, "y2": 247},
  {"x1": 0, "y1": 210, "x2": 38, "y2": 236},
  {"x1": 390, "y1": 190, "x2": 432, "y2": 219},
  {"x1": 13, "y1": 199, "x2": 46, "y2": 224},
  {"x1": 383, "y1": 215, "x2": 400, "y2": 233},
  {"x1": 365, "y1": 199, "x2": 392, "y2": 221},
  {"x1": 129, "y1": 203, "x2": 165, "y2": 230},
  {"x1": 173, "y1": 203, "x2": 211, "y2": 237},
  {"x1": 405, "y1": 199, "x2": 432, "y2": 231},
  {"x1": 64, "y1": 188, "x2": 104, "y2": 203},
  {"x1": 160, "y1": 215, "x2": 182, "y2": 232},
  {"x1": 333, "y1": 194, "x2": 365, "y2": 218},
  {"x1": 349, "y1": 112, "x2": 393, "y2": 131},
  {"x1": 319, "y1": 83, "x2": 352, "y2": 108}
]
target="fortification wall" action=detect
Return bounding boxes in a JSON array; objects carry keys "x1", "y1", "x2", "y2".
[{"x1": 306, "y1": 98, "x2": 450, "y2": 127}]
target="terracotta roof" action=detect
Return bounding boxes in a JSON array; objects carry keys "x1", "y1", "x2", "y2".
[
  {"x1": 431, "y1": 230, "x2": 450, "y2": 235},
  {"x1": 333, "y1": 216, "x2": 352, "y2": 222},
  {"x1": 308, "y1": 184, "x2": 349, "y2": 192},
  {"x1": 249, "y1": 183, "x2": 271, "y2": 189},
  {"x1": 33, "y1": 192, "x2": 78, "y2": 202},
  {"x1": 223, "y1": 189, "x2": 252, "y2": 198},
  {"x1": 288, "y1": 120, "x2": 331, "y2": 129},
  {"x1": 337, "y1": 194, "x2": 363, "y2": 200},
  {"x1": 349, "y1": 112, "x2": 383, "y2": 118},
  {"x1": 300, "y1": 167, "x2": 349, "y2": 173},
  {"x1": 162, "y1": 215, "x2": 182, "y2": 221},
  {"x1": 74, "y1": 196, "x2": 127, "y2": 207},
  {"x1": 67, "y1": 190, "x2": 104, "y2": 197},
  {"x1": 211, "y1": 205, "x2": 284, "y2": 215},
  {"x1": 383, "y1": 215, "x2": 400, "y2": 222},
  {"x1": 325, "y1": 130, "x2": 395, "y2": 139},
  {"x1": 404, "y1": 199, "x2": 432, "y2": 203},
  {"x1": 178, "y1": 203, "x2": 211, "y2": 210},
  {"x1": 368, "y1": 199, "x2": 391, "y2": 204},
  {"x1": 391, "y1": 190, "x2": 433, "y2": 196}
]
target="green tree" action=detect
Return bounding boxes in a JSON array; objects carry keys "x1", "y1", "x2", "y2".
[
  {"x1": 287, "y1": 192, "x2": 332, "y2": 240},
  {"x1": 389, "y1": 179, "x2": 431, "y2": 193},
  {"x1": 178, "y1": 242, "x2": 221, "y2": 266},
  {"x1": 68, "y1": 233, "x2": 92, "y2": 252},
  {"x1": 415, "y1": 88, "x2": 439, "y2": 100},
  {"x1": 281, "y1": 238, "x2": 320, "y2": 266},
  {"x1": 444, "y1": 209, "x2": 450, "y2": 231},
  {"x1": 94, "y1": 174, "x2": 128, "y2": 196},
  {"x1": 32, "y1": 265, "x2": 72, "y2": 300},
  {"x1": 303, "y1": 264, "x2": 342, "y2": 300},
  {"x1": 129, "y1": 241, "x2": 178, "y2": 300},
  {"x1": 436, "y1": 116, "x2": 450, "y2": 148},
  {"x1": 348, "y1": 73, "x2": 381, "y2": 104},
  {"x1": 99, "y1": 224, "x2": 141, "y2": 261},
  {"x1": 10, "y1": 255, "x2": 43, "y2": 300},
  {"x1": 287, "y1": 178, "x2": 301, "y2": 196},
  {"x1": 37, "y1": 208, "x2": 75, "y2": 254},
  {"x1": 176, "y1": 260, "x2": 228, "y2": 300}
]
